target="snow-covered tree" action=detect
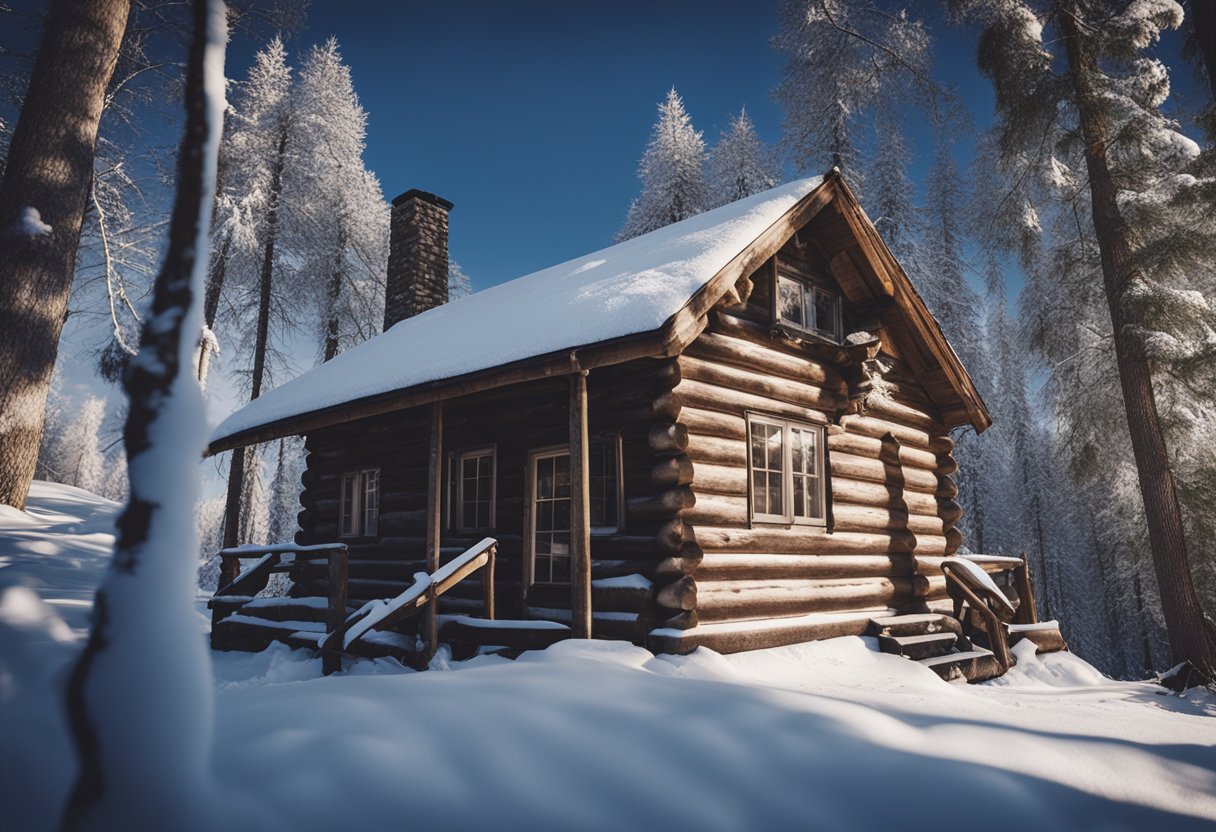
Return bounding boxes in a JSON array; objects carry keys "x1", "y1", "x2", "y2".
[
  {"x1": 238, "y1": 447, "x2": 270, "y2": 547},
  {"x1": 867, "y1": 107, "x2": 919, "y2": 262},
  {"x1": 99, "y1": 446, "x2": 129, "y2": 503},
  {"x1": 773, "y1": 0, "x2": 931, "y2": 186},
  {"x1": 58, "y1": 396, "x2": 107, "y2": 494},
  {"x1": 954, "y1": 0, "x2": 1216, "y2": 677},
  {"x1": 63, "y1": 1, "x2": 226, "y2": 825},
  {"x1": 708, "y1": 108, "x2": 779, "y2": 207},
  {"x1": 268, "y1": 437, "x2": 303, "y2": 543},
  {"x1": 286, "y1": 37, "x2": 389, "y2": 363},
  {"x1": 213, "y1": 36, "x2": 295, "y2": 549},
  {"x1": 449, "y1": 258, "x2": 473, "y2": 300},
  {"x1": 616, "y1": 88, "x2": 709, "y2": 242}
]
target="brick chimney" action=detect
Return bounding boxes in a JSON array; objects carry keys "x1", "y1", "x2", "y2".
[{"x1": 384, "y1": 189, "x2": 454, "y2": 330}]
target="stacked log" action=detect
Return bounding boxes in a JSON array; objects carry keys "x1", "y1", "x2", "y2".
[{"x1": 642, "y1": 308, "x2": 971, "y2": 652}]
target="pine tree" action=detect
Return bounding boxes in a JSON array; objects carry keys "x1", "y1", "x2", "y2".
[
  {"x1": 919, "y1": 138, "x2": 988, "y2": 550},
  {"x1": 268, "y1": 437, "x2": 303, "y2": 544},
  {"x1": 238, "y1": 447, "x2": 270, "y2": 547},
  {"x1": 449, "y1": 258, "x2": 473, "y2": 300},
  {"x1": 708, "y1": 108, "x2": 779, "y2": 207},
  {"x1": 616, "y1": 88, "x2": 709, "y2": 242},
  {"x1": 773, "y1": 0, "x2": 931, "y2": 186},
  {"x1": 59, "y1": 396, "x2": 106, "y2": 494},
  {"x1": 954, "y1": 0, "x2": 1216, "y2": 677},
  {"x1": 868, "y1": 107, "x2": 919, "y2": 263},
  {"x1": 286, "y1": 37, "x2": 389, "y2": 362},
  {"x1": 215, "y1": 37, "x2": 293, "y2": 550}
]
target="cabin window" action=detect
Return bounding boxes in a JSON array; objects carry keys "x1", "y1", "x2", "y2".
[
  {"x1": 531, "y1": 449, "x2": 572, "y2": 585},
  {"x1": 527, "y1": 436, "x2": 622, "y2": 586},
  {"x1": 746, "y1": 415, "x2": 826, "y2": 526},
  {"x1": 589, "y1": 434, "x2": 623, "y2": 532},
  {"x1": 775, "y1": 271, "x2": 842, "y2": 341},
  {"x1": 340, "y1": 468, "x2": 380, "y2": 537},
  {"x1": 456, "y1": 448, "x2": 496, "y2": 532}
]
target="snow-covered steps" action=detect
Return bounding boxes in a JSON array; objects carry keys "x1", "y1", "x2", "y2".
[
  {"x1": 920, "y1": 649, "x2": 1004, "y2": 684},
  {"x1": 868, "y1": 613, "x2": 961, "y2": 639},
  {"x1": 867, "y1": 613, "x2": 1005, "y2": 683},
  {"x1": 877, "y1": 632, "x2": 958, "y2": 661},
  {"x1": 208, "y1": 595, "x2": 345, "y2": 624}
]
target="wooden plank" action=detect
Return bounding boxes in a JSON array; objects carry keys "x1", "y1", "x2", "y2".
[
  {"x1": 423, "y1": 401, "x2": 443, "y2": 664},
  {"x1": 570, "y1": 372, "x2": 592, "y2": 639},
  {"x1": 323, "y1": 548, "x2": 347, "y2": 675}
]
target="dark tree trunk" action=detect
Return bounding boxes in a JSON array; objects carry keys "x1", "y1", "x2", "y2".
[
  {"x1": 0, "y1": 0, "x2": 132, "y2": 510},
  {"x1": 1190, "y1": 0, "x2": 1216, "y2": 105},
  {"x1": 323, "y1": 223, "x2": 349, "y2": 362},
  {"x1": 1059, "y1": 4, "x2": 1216, "y2": 679},
  {"x1": 63, "y1": 0, "x2": 223, "y2": 825},
  {"x1": 220, "y1": 128, "x2": 287, "y2": 550}
]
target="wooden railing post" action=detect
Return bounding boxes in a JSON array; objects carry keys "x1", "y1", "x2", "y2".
[
  {"x1": 323, "y1": 546, "x2": 348, "y2": 675},
  {"x1": 569, "y1": 370, "x2": 592, "y2": 639},
  {"x1": 483, "y1": 543, "x2": 496, "y2": 620},
  {"x1": 1014, "y1": 554, "x2": 1040, "y2": 625},
  {"x1": 423, "y1": 401, "x2": 443, "y2": 665}
]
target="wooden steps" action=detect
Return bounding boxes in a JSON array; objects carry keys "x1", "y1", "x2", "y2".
[
  {"x1": 920, "y1": 649, "x2": 1004, "y2": 683},
  {"x1": 867, "y1": 613, "x2": 1004, "y2": 683},
  {"x1": 210, "y1": 596, "x2": 571, "y2": 666}
]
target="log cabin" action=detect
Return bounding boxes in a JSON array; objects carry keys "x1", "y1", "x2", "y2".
[{"x1": 206, "y1": 171, "x2": 1062, "y2": 682}]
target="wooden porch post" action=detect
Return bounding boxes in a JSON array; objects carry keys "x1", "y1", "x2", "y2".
[
  {"x1": 423, "y1": 400, "x2": 443, "y2": 665},
  {"x1": 569, "y1": 371, "x2": 592, "y2": 639}
]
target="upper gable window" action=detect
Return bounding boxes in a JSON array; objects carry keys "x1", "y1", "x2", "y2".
[{"x1": 776, "y1": 269, "x2": 842, "y2": 342}]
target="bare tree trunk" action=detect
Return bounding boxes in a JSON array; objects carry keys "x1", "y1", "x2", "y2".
[
  {"x1": 0, "y1": 0, "x2": 132, "y2": 510},
  {"x1": 1060, "y1": 3, "x2": 1216, "y2": 679},
  {"x1": 63, "y1": 0, "x2": 225, "y2": 826},
  {"x1": 220, "y1": 129, "x2": 286, "y2": 550}
]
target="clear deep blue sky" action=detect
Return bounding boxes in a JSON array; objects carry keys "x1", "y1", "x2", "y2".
[{"x1": 235, "y1": 0, "x2": 1013, "y2": 290}]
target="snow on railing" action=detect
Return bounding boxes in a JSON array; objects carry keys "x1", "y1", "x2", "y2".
[{"x1": 323, "y1": 537, "x2": 497, "y2": 667}]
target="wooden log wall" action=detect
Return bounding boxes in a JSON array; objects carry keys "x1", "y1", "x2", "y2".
[
  {"x1": 294, "y1": 363, "x2": 675, "y2": 637},
  {"x1": 292, "y1": 236, "x2": 973, "y2": 655},
  {"x1": 642, "y1": 239, "x2": 967, "y2": 653}
]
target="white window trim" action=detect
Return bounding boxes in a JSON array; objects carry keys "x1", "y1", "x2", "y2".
[
  {"x1": 340, "y1": 467, "x2": 381, "y2": 538},
  {"x1": 775, "y1": 270, "x2": 842, "y2": 342},
  {"x1": 454, "y1": 446, "x2": 496, "y2": 533},
  {"x1": 745, "y1": 414, "x2": 827, "y2": 528}
]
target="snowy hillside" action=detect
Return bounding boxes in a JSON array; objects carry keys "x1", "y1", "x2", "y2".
[{"x1": 2, "y1": 483, "x2": 1215, "y2": 832}]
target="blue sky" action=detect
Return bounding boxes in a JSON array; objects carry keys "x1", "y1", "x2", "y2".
[{"x1": 247, "y1": 1, "x2": 1002, "y2": 288}]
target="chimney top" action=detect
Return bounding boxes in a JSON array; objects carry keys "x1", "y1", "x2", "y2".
[{"x1": 391, "y1": 189, "x2": 454, "y2": 211}]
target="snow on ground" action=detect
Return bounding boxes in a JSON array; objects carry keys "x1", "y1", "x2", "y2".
[{"x1": 3, "y1": 482, "x2": 1215, "y2": 832}]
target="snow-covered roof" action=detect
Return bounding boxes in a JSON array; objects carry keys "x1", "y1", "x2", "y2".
[{"x1": 209, "y1": 177, "x2": 825, "y2": 448}]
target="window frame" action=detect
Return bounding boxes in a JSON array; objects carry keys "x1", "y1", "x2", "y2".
[
  {"x1": 745, "y1": 413, "x2": 827, "y2": 528},
  {"x1": 525, "y1": 445, "x2": 573, "y2": 588},
  {"x1": 524, "y1": 435, "x2": 624, "y2": 589},
  {"x1": 589, "y1": 432, "x2": 624, "y2": 536},
  {"x1": 454, "y1": 446, "x2": 497, "y2": 534},
  {"x1": 774, "y1": 268, "x2": 843, "y2": 343},
  {"x1": 339, "y1": 467, "x2": 381, "y2": 538}
]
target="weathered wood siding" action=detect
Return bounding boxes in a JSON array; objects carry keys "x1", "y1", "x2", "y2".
[
  {"x1": 295, "y1": 362, "x2": 687, "y2": 641},
  {"x1": 645, "y1": 245, "x2": 964, "y2": 653}
]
